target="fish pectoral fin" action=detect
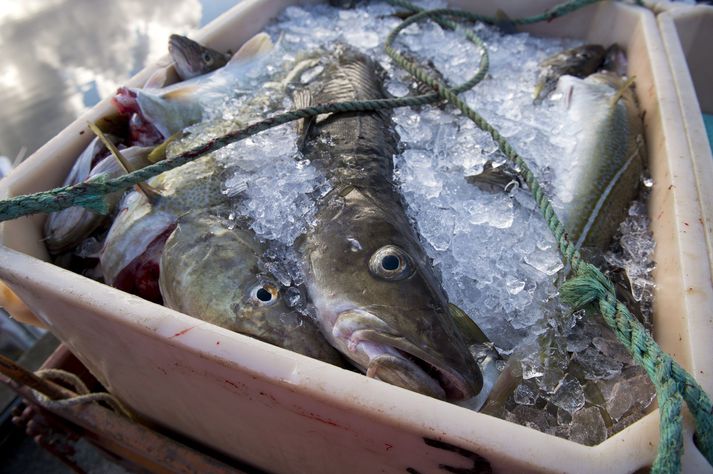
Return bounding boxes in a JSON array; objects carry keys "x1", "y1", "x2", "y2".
[
  {"x1": 448, "y1": 303, "x2": 491, "y2": 346},
  {"x1": 161, "y1": 85, "x2": 201, "y2": 101},
  {"x1": 148, "y1": 132, "x2": 182, "y2": 163},
  {"x1": 532, "y1": 81, "x2": 546, "y2": 103},
  {"x1": 608, "y1": 75, "x2": 636, "y2": 109},
  {"x1": 143, "y1": 67, "x2": 177, "y2": 89},
  {"x1": 228, "y1": 32, "x2": 274, "y2": 64}
]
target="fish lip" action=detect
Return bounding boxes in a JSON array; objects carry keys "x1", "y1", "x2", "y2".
[{"x1": 334, "y1": 309, "x2": 479, "y2": 400}]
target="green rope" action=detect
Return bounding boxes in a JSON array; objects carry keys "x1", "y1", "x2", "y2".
[
  {"x1": 0, "y1": 0, "x2": 709, "y2": 471},
  {"x1": 378, "y1": 4, "x2": 712, "y2": 472}
]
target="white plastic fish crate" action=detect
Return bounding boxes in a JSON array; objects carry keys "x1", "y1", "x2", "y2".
[
  {"x1": 1, "y1": 1, "x2": 712, "y2": 472},
  {"x1": 657, "y1": 5, "x2": 713, "y2": 385}
]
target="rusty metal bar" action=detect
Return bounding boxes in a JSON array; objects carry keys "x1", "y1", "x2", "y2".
[{"x1": 0, "y1": 353, "x2": 65, "y2": 399}]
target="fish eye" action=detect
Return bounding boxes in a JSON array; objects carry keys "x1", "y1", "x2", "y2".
[
  {"x1": 202, "y1": 52, "x2": 214, "y2": 65},
  {"x1": 250, "y1": 283, "x2": 279, "y2": 306},
  {"x1": 368, "y1": 245, "x2": 415, "y2": 281}
]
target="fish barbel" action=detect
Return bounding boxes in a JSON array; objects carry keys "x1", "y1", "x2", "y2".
[
  {"x1": 159, "y1": 208, "x2": 343, "y2": 364},
  {"x1": 296, "y1": 47, "x2": 482, "y2": 400}
]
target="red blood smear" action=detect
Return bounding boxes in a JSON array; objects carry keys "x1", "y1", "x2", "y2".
[
  {"x1": 128, "y1": 113, "x2": 163, "y2": 146},
  {"x1": 112, "y1": 87, "x2": 139, "y2": 115},
  {"x1": 112, "y1": 226, "x2": 175, "y2": 304},
  {"x1": 112, "y1": 87, "x2": 163, "y2": 146}
]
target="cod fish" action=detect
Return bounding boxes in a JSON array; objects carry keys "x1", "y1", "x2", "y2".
[
  {"x1": 142, "y1": 34, "x2": 233, "y2": 89},
  {"x1": 100, "y1": 155, "x2": 225, "y2": 302},
  {"x1": 482, "y1": 47, "x2": 647, "y2": 416},
  {"x1": 44, "y1": 34, "x2": 247, "y2": 254},
  {"x1": 296, "y1": 47, "x2": 482, "y2": 401},
  {"x1": 554, "y1": 71, "x2": 645, "y2": 249},
  {"x1": 114, "y1": 32, "x2": 274, "y2": 145},
  {"x1": 169, "y1": 34, "x2": 230, "y2": 80},
  {"x1": 101, "y1": 151, "x2": 343, "y2": 364},
  {"x1": 159, "y1": 208, "x2": 343, "y2": 365}
]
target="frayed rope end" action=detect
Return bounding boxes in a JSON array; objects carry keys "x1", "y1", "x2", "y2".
[{"x1": 560, "y1": 262, "x2": 614, "y2": 310}]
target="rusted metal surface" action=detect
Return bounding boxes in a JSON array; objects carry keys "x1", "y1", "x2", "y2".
[{"x1": 0, "y1": 353, "x2": 67, "y2": 399}]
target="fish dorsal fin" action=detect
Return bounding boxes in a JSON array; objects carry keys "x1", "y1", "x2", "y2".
[
  {"x1": 227, "y1": 32, "x2": 274, "y2": 65},
  {"x1": 465, "y1": 161, "x2": 522, "y2": 194},
  {"x1": 494, "y1": 9, "x2": 517, "y2": 34},
  {"x1": 448, "y1": 303, "x2": 491, "y2": 345},
  {"x1": 88, "y1": 122, "x2": 161, "y2": 205},
  {"x1": 609, "y1": 75, "x2": 636, "y2": 109}
]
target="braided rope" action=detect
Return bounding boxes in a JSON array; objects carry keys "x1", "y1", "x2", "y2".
[{"x1": 34, "y1": 369, "x2": 134, "y2": 419}]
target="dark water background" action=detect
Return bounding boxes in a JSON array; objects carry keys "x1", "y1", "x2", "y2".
[{"x1": 0, "y1": 0, "x2": 239, "y2": 163}]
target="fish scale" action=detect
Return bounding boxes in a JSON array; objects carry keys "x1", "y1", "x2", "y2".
[{"x1": 304, "y1": 51, "x2": 397, "y2": 193}]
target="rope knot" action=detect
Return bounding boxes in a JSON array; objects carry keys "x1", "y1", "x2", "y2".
[{"x1": 559, "y1": 262, "x2": 614, "y2": 310}]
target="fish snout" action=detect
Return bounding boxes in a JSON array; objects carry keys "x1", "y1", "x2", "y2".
[{"x1": 334, "y1": 309, "x2": 482, "y2": 400}]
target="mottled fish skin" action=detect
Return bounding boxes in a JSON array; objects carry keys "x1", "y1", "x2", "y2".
[
  {"x1": 168, "y1": 34, "x2": 229, "y2": 80},
  {"x1": 298, "y1": 48, "x2": 482, "y2": 401},
  {"x1": 100, "y1": 149, "x2": 343, "y2": 364},
  {"x1": 556, "y1": 71, "x2": 645, "y2": 249},
  {"x1": 100, "y1": 154, "x2": 225, "y2": 292},
  {"x1": 159, "y1": 208, "x2": 344, "y2": 365},
  {"x1": 534, "y1": 44, "x2": 606, "y2": 103}
]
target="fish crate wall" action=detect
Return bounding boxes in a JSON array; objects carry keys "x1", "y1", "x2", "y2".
[
  {"x1": 0, "y1": 0, "x2": 712, "y2": 472},
  {"x1": 657, "y1": 5, "x2": 713, "y2": 404}
]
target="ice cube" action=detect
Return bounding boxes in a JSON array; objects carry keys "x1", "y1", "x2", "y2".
[
  {"x1": 524, "y1": 248, "x2": 564, "y2": 276},
  {"x1": 569, "y1": 407, "x2": 607, "y2": 446},
  {"x1": 514, "y1": 383, "x2": 538, "y2": 406},
  {"x1": 549, "y1": 375, "x2": 586, "y2": 414}
]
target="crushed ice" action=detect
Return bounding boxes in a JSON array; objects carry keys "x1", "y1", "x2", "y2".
[{"x1": 165, "y1": 0, "x2": 656, "y2": 445}]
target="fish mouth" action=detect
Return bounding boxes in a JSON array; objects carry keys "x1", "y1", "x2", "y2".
[{"x1": 334, "y1": 309, "x2": 480, "y2": 400}]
